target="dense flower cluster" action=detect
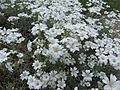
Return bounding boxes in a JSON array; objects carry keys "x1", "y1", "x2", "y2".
[{"x1": 0, "y1": 0, "x2": 120, "y2": 90}]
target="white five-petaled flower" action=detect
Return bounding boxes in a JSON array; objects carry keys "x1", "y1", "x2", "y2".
[
  {"x1": 70, "y1": 67, "x2": 79, "y2": 77},
  {"x1": 57, "y1": 79, "x2": 66, "y2": 89},
  {"x1": 98, "y1": 54, "x2": 108, "y2": 65},
  {"x1": 32, "y1": 60, "x2": 43, "y2": 70},
  {"x1": 33, "y1": 79, "x2": 43, "y2": 90},
  {"x1": 20, "y1": 70, "x2": 30, "y2": 80},
  {"x1": 82, "y1": 70, "x2": 93, "y2": 81},
  {"x1": 47, "y1": 43, "x2": 66, "y2": 59},
  {"x1": 102, "y1": 74, "x2": 120, "y2": 90}
]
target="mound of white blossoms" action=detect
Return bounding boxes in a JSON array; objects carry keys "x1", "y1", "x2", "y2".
[{"x1": 0, "y1": 0, "x2": 120, "y2": 90}]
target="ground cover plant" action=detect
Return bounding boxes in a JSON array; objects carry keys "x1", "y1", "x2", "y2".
[{"x1": 0, "y1": 0, "x2": 120, "y2": 90}]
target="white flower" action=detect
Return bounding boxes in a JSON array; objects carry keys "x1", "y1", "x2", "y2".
[
  {"x1": 47, "y1": 37, "x2": 59, "y2": 44},
  {"x1": 74, "y1": 87, "x2": 78, "y2": 90},
  {"x1": 57, "y1": 88, "x2": 62, "y2": 90},
  {"x1": 108, "y1": 55, "x2": 119, "y2": 66},
  {"x1": 84, "y1": 41, "x2": 98, "y2": 49},
  {"x1": 45, "y1": 27, "x2": 64, "y2": 38},
  {"x1": 17, "y1": 37, "x2": 25, "y2": 43},
  {"x1": 91, "y1": 88, "x2": 99, "y2": 90},
  {"x1": 78, "y1": 53, "x2": 86, "y2": 64},
  {"x1": 99, "y1": 72, "x2": 107, "y2": 79},
  {"x1": 47, "y1": 43, "x2": 66, "y2": 59},
  {"x1": 33, "y1": 79, "x2": 43, "y2": 90},
  {"x1": 1, "y1": 0, "x2": 120, "y2": 90},
  {"x1": 103, "y1": 74, "x2": 120, "y2": 90},
  {"x1": 32, "y1": 60, "x2": 43, "y2": 70},
  {"x1": 98, "y1": 54, "x2": 108, "y2": 65},
  {"x1": 57, "y1": 79, "x2": 66, "y2": 89},
  {"x1": 27, "y1": 75, "x2": 36, "y2": 89},
  {"x1": 78, "y1": 31, "x2": 88, "y2": 40},
  {"x1": 17, "y1": 53, "x2": 24, "y2": 58},
  {"x1": 61, "y1": 37, "x2": 80, "y2": 52},
  {"x1": 5, "y1": 62, "x2": 13, "y2": 72},
  {"x1": 27, "y1": 40, "x2": 32, "y2": 52},
  {"x1": 39, "y1": 23, "x2": 47, "y2": 31},
  {"x1": 20, "y1": 70, "x2": 30, "y2": 80},
  {"x1": 31, "y1": 24, "x2": 39, "y2": 35},
  {"x1": 81, "y1": 81, "x2": 91, "y2": 87},
  {"x1": 70, "y1": 67, "x2": 79, "y2": 77},
  {"x1": 42, "y1": 73, "x2": 50, "y2": 82},
  {"x1": 10, "y1": 0, "x2": 16, "y2": 4},
  {"x1": 0, "y1": 28, "x2": 24, "y2": 43},
  {"x1": 18, "y1": 13, "x2": 30, "y2": 17},
  {"x1": 0, "y1": 49, "x2": 9, "y2": 63},
  {"x1": 49, "y1": 70, "x2": 58, "y2": 82},
  {"x1": 8, "y1": 16, "x2": 19, "y2": 21},
  {"x1": 18, "y1": 59, "x2": 24, "y2": 64},
  {"x1": 82, "y1": 70, "x2": 93, "y2": 81}
]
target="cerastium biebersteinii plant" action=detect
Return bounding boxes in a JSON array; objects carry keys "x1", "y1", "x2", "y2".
[{"x1": 0, "y1": 0, "x2": 120, "y2": 90}]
